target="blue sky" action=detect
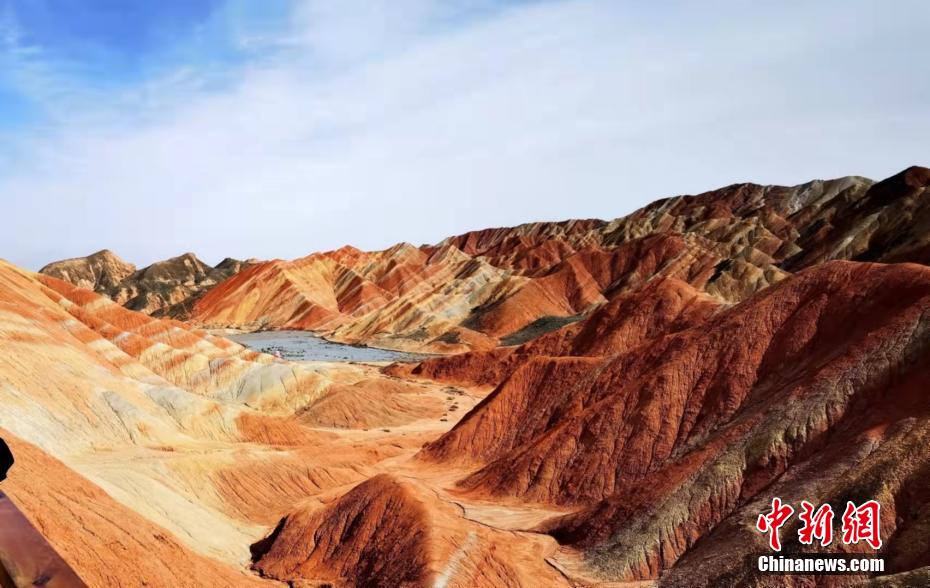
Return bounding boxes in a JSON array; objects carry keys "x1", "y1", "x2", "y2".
[
  {"x1": 3, "y1": 1, "x2": 222, "y2": 73},
  {"x1": 0, "y1": 0, "x2": 928, "y2": 269}
]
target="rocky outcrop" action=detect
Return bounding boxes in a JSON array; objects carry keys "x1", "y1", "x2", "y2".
[
  {"x1": 39, "y1": 249, "x2": 135, "y2": 292},
  {"x1": 253, "y1": 474, "x2": 436, "y2": 587},
  {"x1": 40, "y1": 251, "x2": 256, "y2": 319}
]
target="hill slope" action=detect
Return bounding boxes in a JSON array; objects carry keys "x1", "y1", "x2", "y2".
[
  {"x1": 0, "y1": 259, "x2": 452, "y2": 584},
  {"x1": 408, "y1": 259, "x2": 930, "y2": 585}
]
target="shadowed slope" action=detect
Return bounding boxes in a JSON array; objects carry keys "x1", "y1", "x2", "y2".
[
  {"x1": 418, "y1": 277, "x2": 720, "y2": 466},
  {"x1": 253, "y1": 474, "x2": 435, "y2": 587},
  {"x1": 253, "y1": 473, "x2": 568, "y2": 588},
  {"x1": 449, "y1": 263, "x2": 930, "y2": 501}
]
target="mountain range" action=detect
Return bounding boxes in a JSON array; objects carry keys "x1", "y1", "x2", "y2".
[
  {"x1": 40, "y1": 251, "x2": 256, "y2": 319},
  {"x1": 1, "y1": 165, "x2": 926, "y2": 586},
  {"x1": 43, "y1": 167, "x2": 930, "y2": 355}
]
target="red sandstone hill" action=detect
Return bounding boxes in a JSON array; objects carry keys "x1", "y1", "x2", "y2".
[
  {"x1": 413, "y1": 260, "x2": 930, "y2": 586},
  {"x1": 253, "y1": 474, "x2": 437, "y2": 587},
  {"x1": 252, "y1": 472, "x2": 567, "y2": 587}
]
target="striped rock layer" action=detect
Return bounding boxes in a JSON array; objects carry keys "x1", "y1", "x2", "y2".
[
  {"x1": 0, "y1": 260, "x2": 444, "y2": 586},
  {"x1": 190, "y1": 167, "x2": 930, "y2": 355}
]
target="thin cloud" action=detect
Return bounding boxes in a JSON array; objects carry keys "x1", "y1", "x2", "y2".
[{"x1": 0, "y1": 0, "x2": 928, "y2": 270}]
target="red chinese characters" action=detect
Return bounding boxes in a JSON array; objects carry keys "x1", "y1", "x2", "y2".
[
  {"x1": 841, "y1": 500, "x2": 882, "y2": 550},
  {"x1": 755, "y1": 498, "x2": 882, "y2": 551},
  {"x1": 756, "y1": 497, "x2": 795, "y2": 551},
  {"x1": 798, "y1": 500, "x2": 834, "y2": 547}
]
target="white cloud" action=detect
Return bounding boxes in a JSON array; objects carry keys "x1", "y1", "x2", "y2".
[{"x1": 1, "y1": 0, "x2": 928, "y2": 269}]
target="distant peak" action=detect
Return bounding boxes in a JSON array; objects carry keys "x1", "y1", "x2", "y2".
[
  {"x1": 863, "y1": 165, "x2": 930, "y2": 207},
  {"x1": 159, "y1": 252, "x2": 205, "y2": 266},
  {"x1": 89, "y1": 248, "x2": 118, "y2": 258},
  {"x1": 40, "y1": 248, "x2": 133, "y2": 271},
  {"x1": 900, "y1": 165, "x2": 930, "y2": 186},
  {"x1": 331, "y1": 244, "x2": 364, "y2": 255},
  {"x1": 84, "y1": 249, "x2": 131, "y2": 265}
]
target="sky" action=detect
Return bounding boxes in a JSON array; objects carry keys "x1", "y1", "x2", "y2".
[{"x1": 0, "y1": 0, "x2": 928, "y2": 269}]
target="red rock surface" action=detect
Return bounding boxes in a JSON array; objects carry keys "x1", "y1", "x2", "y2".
[
  {"x1": 253, "y1": 472, "x2": 567, "y2": 588},
  {"x1": 0, "y1": 490, "x2": 85, "y2": 587},
  {"x1": 253, "y1": 474, "x2": 436, "y2": 586},
  {"x1": 415, "y1": 260, "x2": 930, "y2": 585},
  {"x1": 400, "y1": 274, "x2": 719, "y2": 389}
]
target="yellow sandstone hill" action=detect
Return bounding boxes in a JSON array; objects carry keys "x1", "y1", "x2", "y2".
[{"x1": 0, "y1": 259, "x2": 458, "y2": 585}]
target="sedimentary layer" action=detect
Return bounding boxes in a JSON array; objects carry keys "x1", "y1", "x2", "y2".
[{"x1": 187, "y1": 167, "x2": 929, "y2": 356}]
